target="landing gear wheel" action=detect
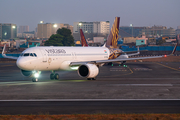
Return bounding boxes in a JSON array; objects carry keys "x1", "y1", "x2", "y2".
[
  {"x1": 92, "y1": 78, "x2": 96, "y2": 80},
  {"x1": 54, "y1": 73, "x2": 59, "y2": 80},
  {"x1": 87, "y1": 78, "x2": 91, "y2": 80},
  {"x1": 50, "y1": 73, "x2": 55, "y2": 80},
  {"x1": 32, "y1": 78, "x2": 38, "y2": 82}
]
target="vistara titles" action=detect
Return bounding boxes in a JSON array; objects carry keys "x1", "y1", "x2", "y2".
[{"x1": 45, "y1": 49, "x2": 66, "y2": 54}]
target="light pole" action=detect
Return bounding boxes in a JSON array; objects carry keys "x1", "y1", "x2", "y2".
[
  {"x1": 40, "y1": 21, "x2": 44, "y2": 40},
  {"x1": 12, "y1": 25, "x2": 16, "y2": 39},
  {"x1": 79, "y1": 23, "x2": 82, "y2": 32},
  {"x1": 53, "y1": 24, "x2": 57, "y2": 34},
  {"x1": 130, "y1": 24, "x2": 133, "y2": 37}
]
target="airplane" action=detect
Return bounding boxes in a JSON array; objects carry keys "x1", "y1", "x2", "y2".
[{"x1": 2, "y1": 17, "x2": 177, "y2": 82}]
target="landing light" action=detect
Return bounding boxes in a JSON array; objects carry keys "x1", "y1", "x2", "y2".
[
  {"x1": 164, "y1": 55, "x2": 167, "y2": 57},
  {"x1": 70, "y1": 66, "x2": 79, "y2": 70},
  {"x1": 34, "y1": 73, "x2": 39, "y2": 78}
]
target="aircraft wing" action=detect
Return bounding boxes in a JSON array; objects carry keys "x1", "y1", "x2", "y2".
[
  {"x1": 119, "y1": 47, "x2": 142, "y2": 56},
  {"x1": 70, "y1": 43, "x2": 177, "y2": 66},
  {"x1": 70, "y1": 55, "x2": 166, "y2": 66},
  {"x1": 127, "y1": 52, "x2": 140, "y2": 57},
  {"x1": 95, "y1": 55, "x2": 166, "y2": 64},
  {"x1": 2, "y1": 44, "x2": 18, "y2": 60}
]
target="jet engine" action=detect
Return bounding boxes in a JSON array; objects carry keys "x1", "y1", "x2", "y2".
[
  {"x1": 78, "y1": 64, "x2": 99, "y2": 78},
  {"x1": 20, "y1": 69, "x2": 33, "y2": 77}
]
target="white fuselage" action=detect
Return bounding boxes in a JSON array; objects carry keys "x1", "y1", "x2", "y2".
[{"x1": 16, "y1": 46, "x2": 110, "y2": 71}]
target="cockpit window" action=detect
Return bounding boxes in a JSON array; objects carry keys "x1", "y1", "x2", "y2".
[
  {"x1": 20, "y1": 53, "x2": 24, "y2": 56},
  {"x1": 33, "y1": 53, "x2": 37, "y2": 57},
  {"x1": 30, "y1": 53, "x2": 34, "y2": 57},
  {"x1": 24, "y1": 53, "x2": 30, "y2": 56},
  {"x1": 21, "y1": 53, "x2": 37, "y2": 57}
]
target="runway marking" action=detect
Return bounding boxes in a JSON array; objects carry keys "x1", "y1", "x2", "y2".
[
  {"x1": 110, "y1": 67, "x2": 133, "y2": 77},
  {"x1": 133, "y1": 68, "x2": 152, "y2": 71},
  {"x1": 110, "y1": 68, "x2": 127, "y2": 71},
  {"x1": 0, "y1": 81, "x2": 52, "y2": 86},
  {"x1": 0, "y1": 80, "x2": 88, "y2": 86},
  {"x1": 155, "y1": 62, "x2": 180, "y2": 71},
  {"x1": 128, "y1": 67, "x2": 134, "y2": 74},
  {"x1": 0, "y1": 99, "x2": 180, "y2": 101},
  {"x1": 108, "y1": 84, "x2": 173, "y2": 87},
  {"x1": 63, "y1": 80, "x2": 87, "y2": 82},
  {"x1": 110, "y1": 70, "x2": 127, "y2": 71}
]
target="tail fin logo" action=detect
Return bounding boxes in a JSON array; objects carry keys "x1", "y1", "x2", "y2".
[
  {"x1": 106, "y1": 17, "x2": 120, "y2": 48},
  {"x1": 111, "y1": 27, "x2": 119, "y2": 48},
  {"x1": 80, "y1": 29, "x2": 88, "y2": 47}
]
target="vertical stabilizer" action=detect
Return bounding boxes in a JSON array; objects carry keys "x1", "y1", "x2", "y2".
[
  {"x1": 177, "y1": 34, "x2": 180, "y2": 44},
  {"x1": 80, "y1": 29, "x2": 88, "y2": 47},
  {"x1": 106, "y1": 17, "x2": 120, "y2": 48}
]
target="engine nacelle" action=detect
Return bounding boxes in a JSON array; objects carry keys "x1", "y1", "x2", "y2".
[
  {"x1": 78, "y1": 64, "x2": 99, "y2": 78},
  {"x1": 20, "y1": 69, "x2": 33, "y2": 77},
  {"x1": 118, "y1": 54, "x2": 128, "y2": 59}
]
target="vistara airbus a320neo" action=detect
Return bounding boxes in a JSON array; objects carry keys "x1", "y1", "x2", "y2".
[{"x1": 2, "y1": 17, "x2": 177, "y2": 82}]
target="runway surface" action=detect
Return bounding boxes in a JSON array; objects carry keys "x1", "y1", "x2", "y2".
[
  {"x1": 0, "y1": 62, "x2": 180, "y2": 114},
  {"x1": 0, "y1": 100, "x2": 180, "y2": 114}
]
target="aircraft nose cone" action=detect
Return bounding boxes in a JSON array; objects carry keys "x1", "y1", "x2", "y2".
[{"x1": 16, "y1": 58, "x2": 27, "y2": 70}]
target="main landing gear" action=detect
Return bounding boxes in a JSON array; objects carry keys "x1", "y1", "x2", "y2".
[{"x1": 50, "y1": 71, "x2": 59, "y2": 80}]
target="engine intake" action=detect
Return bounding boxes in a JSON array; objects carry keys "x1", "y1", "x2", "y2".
[
  {"x1": 20, "y1": 69, "x2": 33, "y2": 77},
  {"x1": 78, "y1": 64, "x2": 99, "y2": 78}
]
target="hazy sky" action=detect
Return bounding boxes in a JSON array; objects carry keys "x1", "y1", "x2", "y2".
[{"x1": 0, "y1": 0, "x2": 179, "y2": 31}]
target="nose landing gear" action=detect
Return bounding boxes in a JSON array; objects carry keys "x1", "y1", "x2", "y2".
[
  {"x1": 32, "y1": 71, "x2": 41, "y2": 82},
  {"x1": 32, "y1": 78, "x2": 38, "y2": 82}
]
